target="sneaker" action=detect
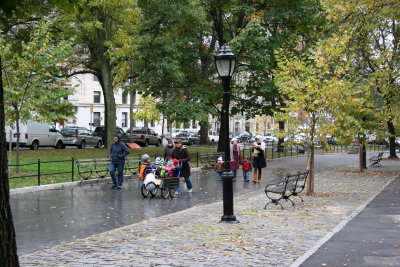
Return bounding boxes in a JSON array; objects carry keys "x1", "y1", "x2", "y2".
[
  {"x1": 174, "y1": 191, "x2": 179, "y2": 196},
  {"x1": 117, "y1": 186, "x2": 122, "y2": 189},
  {"x1": 187, "y1": 188, "x2": 192, "y2": 193},
  {"x1": 111, "y1": 185, "x2": 117, "y2": 189}
]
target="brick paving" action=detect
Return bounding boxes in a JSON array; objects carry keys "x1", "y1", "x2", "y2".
[{"x1": 19, "y1": 158, "x2": 399, "y2": 266}]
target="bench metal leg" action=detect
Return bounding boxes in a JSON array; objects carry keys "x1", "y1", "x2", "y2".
[
  {"x1": 286, "y1": 198, "x2": 295, "y2": 206},
  {"x1": 264, "y1": 199, "x2": 284, "y2": 210}
]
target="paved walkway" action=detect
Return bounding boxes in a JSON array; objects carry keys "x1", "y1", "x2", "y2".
[{"x1": 19, "y1": 155, "x2": 399, "y2": 266}]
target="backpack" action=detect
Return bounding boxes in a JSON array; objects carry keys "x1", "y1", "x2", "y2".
[{"x1": 144, "y1": 172, "x2": 157, "y2": 191}]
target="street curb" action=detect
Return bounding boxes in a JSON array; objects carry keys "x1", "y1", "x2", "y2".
[{"x1": 289, "y1": 173, "x2": 399, "y2": 267}]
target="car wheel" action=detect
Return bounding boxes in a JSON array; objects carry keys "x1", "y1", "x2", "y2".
[
  {"x1": 190, "y1": 140, "x2": 194, "y2": 146},
  {"x1": 156, "y1": 139, "x2": 161, "y2": 147},
  {"x1": 211, "y1": 139, "x2": 215, "y2": 144},
  {"x1": 144, "y1": 139, "x2": 149, "y2": 147},
  {"x1": 95, "y1": 140, "x2": 102, "y2": 148},
  {"x1": 79, "y1": 140, "x2": 86, "y2": 149},
  {"x1": 30, "y1": 140, "x2": 39, "y2": 150},
  {"x1": 55, "y1": 141, "x2": 63, "y2": 149}
]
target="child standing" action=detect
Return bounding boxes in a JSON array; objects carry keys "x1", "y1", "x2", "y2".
[
  {"x1": 214, "y1": 156, "x2": 224, "y2": 181},
  {"x1": 240, "y1": 156, "x2": 252, "y2": 182}
]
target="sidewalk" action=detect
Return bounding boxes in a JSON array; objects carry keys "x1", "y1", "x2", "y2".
[{"x1": 19, "y1": 158, "x2": 399, "y2": 266}]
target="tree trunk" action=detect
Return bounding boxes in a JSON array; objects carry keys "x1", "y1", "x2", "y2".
[
  {"x1": 199, "y1": 121, "x2": 209, "y2": 145},
  {"x1": 96, "y1": 23, "x2": 116, "y2": 153},
  {"x1": 387, "y1": 120, "x2": 398, "y2": 159},
  {"x1": 277, "y1": 121, "x2": 285, "y2": 152},
  {"x1": 358, "y1": 144, "x2": 364, "y2": 172},
  {"x1": 0, "y1": 56, "x2": 20, "y2": 266},
  {"x1": 306, "y1": 143, "x2": 314, "y2": 195},
  {"x1": 15, "y1": 119, "x2": 20, "y2": 174}
]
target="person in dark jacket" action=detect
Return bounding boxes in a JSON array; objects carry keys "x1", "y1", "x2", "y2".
[
  {"x1": 163, "y1": 139, "x2": 175, "y2": 161},
  {"x1": 110, "y1": 134, "x2": 130, "y2": 189},
  {"x1": 171, "y1": 139, "x2": 192, "y2": 195}
]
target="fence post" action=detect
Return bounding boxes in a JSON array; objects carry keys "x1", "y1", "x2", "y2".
[
  {"x1": 197, "y1": 152, "x2": 199, "y2": 168},
  {"x1": 38, "y1": 158, "x2": 41, "y2": 186},
  {"x1": 72, "y1": 157, "x2": 75, "y2": 182}
]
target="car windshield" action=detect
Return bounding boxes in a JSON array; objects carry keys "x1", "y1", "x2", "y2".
[{"x1": 60, "y1": 129, "x2": 77, "y2": 135}]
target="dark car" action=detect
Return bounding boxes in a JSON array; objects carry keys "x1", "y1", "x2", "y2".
[
  {"x1": 94, "y1": 126, "x2": 129, "y2": 143},
  {"x1": 235, "y1": 132, "x2": 252, "y2": 143},
  {"x1": 60, "y1": 127, "x2": 102, "y2": 149},
  {"x1": 176, "y1": 132, "x2": 200, "y2": 146}
]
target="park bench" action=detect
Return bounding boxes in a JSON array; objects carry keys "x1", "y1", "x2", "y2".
[
  {"x1": 369, "y1": 152, "x2": 384, "y2": 167},
  {"x1": 264, "y1": 170, "x2": 309, "y2": 210},
  {"x1": 76, "y1": 156, "x2": 141, "y2": 185},
  {"x1": 199, "y1": 152, "x2": 224, "y2": 168}
]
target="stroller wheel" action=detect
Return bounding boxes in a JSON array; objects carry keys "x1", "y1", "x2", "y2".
[
  {"x1": 161, "y1": 187, "x2": 169, "y2": 199},
  {"x1": 149, "y1": 188, "x2": 158, "y2": 197},
  {"x1": 141, "y1": 184, "x2": 149, "y2": 198}
]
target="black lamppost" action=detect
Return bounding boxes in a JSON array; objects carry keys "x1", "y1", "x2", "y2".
[{"x1": 215, "y1": 43, "x2": 239, "y2": 223}]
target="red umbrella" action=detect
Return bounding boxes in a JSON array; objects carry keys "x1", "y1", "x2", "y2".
[{"x1": 127, "y1": 143, "x2": 141, "y2": 149}]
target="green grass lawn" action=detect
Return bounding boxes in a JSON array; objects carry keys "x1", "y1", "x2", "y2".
[{"x1": 7, "y1": 146, "x2": 218, "y2": 189}]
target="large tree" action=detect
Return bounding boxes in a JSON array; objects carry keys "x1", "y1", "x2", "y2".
[
  {"x1": 135, "y1": 0, "x2": 325, "y2": 151},
  {"x1": 58, "y1": 0, "x2": 140, "y2": 149},
  {"x1": 1, "y1": 17, "x2": 74, "y2": 172},
  {"x1": 323, "y1": 0, "x2": 400, "y2": 158}
]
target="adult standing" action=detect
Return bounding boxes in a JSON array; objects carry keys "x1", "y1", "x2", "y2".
[
  {"x1": 230, "y1": 138, "x2": 241, "y2": 180},
  {"x1": 110, "y1": 134, "x2": 130, "y2": 189},
  {"x1": 252, "y1": 135, "x2": 266, "y2": 183},
  {"x1": 171, "y1": 139, "x2": 193, "y2": 194},
  {"x1": 163, "y1": 139, "x2": 174, "y2": 161}
]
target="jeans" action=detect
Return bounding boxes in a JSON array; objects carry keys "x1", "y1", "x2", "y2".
[
  {"x1": 217, "y1": 172, "x2": 222, "y2": 180},
  {"x1": 110, "y1": 161, "x2": 125, "y2": 187},
  {"x1": 232, "y1": 169, "x2": 237, "y2": 178},
  {"x1": 176, "y1": 176, "x2": 192, "y2": 192},
  {"x1": 243, "y1": 170, "x2": 250, "y2": 181}
]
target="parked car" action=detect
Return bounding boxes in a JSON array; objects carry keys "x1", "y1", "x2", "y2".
[
  {"x1": 94, "y1": 126, "x2": 129, "y2": 143},
  {"x1": 235, "y1": 132, "x2": 252, "y2": 143},
  {"x1": 176, "y1": 132, "x2": 200, "y2": 146},
  {"x1": 5, "y1": 121, "x2": 64, "y2": 150},
  {"x1": 125, "y1": 127, "x2": 162, "y2": 147},
  {"x1": 171, "y1": 129, "x2": 192, "y2": 138},
  {"x1": 60, "y1": 127, "x2": 102, "y2": 149},
  {"x1": 208, "y1": 131, "x2": 219, "y2": 144}
]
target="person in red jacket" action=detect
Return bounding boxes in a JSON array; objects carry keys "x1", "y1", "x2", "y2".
[{"x1": 240, "y1": 155, "x2": 252, "y2": 182}]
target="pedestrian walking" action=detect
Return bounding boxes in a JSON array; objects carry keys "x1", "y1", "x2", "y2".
[
  {"x1": 171, "y1": 139, "x2": 193, "y2": 194},
  {"x1": 240, "y1": 155, "x2": 252, "y2": 182},
  {"x1": 110, "y1": 134, "x2": 130, "y2": 189},
  {"x1": 163, "y1": 139, "x2": 174, "y2": 161},
  {"x1": 214, "y1": 156, "x2": 224, "y2": 181},
  {"x1": 252, "y1": 135, "x2": 266, "y2": 183},
  {"x1": 230, "y1": 138, "x2": 241, "y2": 180}
]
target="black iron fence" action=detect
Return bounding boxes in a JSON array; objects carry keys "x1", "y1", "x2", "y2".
[{"x1": 8, "y1": 143, "x2": 386, "y2": 186}]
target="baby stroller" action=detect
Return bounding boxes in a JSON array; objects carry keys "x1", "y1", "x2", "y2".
[{"x1": 141, "y1": 161, "x2": 182, "y2": 199}]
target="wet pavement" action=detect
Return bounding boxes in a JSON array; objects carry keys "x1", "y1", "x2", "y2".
[{"x1": 11, "y1": 153, "x2": 358, "y2": 255}]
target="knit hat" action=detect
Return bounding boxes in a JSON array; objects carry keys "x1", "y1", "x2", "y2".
[
  {"x1": 168, "y1": 140, "x2": 173, "y2": 144},
  {"x1": 155, "y1": 157, "x2": 164, "y2": 165},
  {"x1": 173, "y1": 159, "x2": 179, "y2": 165},
  {"x1": 231, "y1": 138, "x2": 237, "y2": 143},
  {"x1": 141, "y1": 154, "x2": 150, "y2": 162},
  {"x1": 217, "y1": 157, "x2": 223, "y2": 162}
]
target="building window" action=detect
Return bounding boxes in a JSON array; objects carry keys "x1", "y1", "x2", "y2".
[
  {"x1": 150, "y1": 120, "x2": 155, "y2": 127},
  {"x1": 122, "y1": 112, "x2": 127, "y2": 127},
  {"x1": 245, "y1": 122, "x2": 250, "y2": 132},
  {"x1": 235, "y1": 122, "x2": 239, "y2": 133},
  {"x1": 192, "y1": 120, "x2": 196, "y2": 129},
  {"x1": 93, "y1": 112, "x2": 101, "y2": 127},
  {"x1": 94, "y1": 91, "x2": 101, "y2": 103},
  {"x1": 122, "y1": 92, "x2": 127, "y2": 104}
]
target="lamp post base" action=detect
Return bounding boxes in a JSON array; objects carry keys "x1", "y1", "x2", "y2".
[{"x1": 220, "y1": 169, "x2": 239, "y2": 223}]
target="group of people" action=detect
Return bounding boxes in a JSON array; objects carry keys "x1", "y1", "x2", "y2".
[
  {"x1": 109, "y1": 135, "x2": 192, "y2": 194},
  {"x1": 108, "y1": 133, "x2": 266, "y2": 192},
  {"x1": 214, "y1": 136, "x2": 267, "y2": 183}
]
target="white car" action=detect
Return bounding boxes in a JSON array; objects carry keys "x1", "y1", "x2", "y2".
[
  {"x1": 171, "y1": 129, "x2": 191, "y2": 138},
  {"x1": 208, "y1": 131, "x2": 219, "y2": 144}
]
